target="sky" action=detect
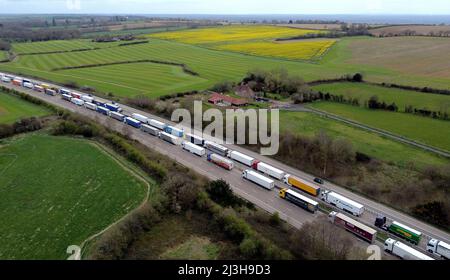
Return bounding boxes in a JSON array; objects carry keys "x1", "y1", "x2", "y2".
[{"x1": 1, "y1": 0, "x2": 450, "y2": 14}]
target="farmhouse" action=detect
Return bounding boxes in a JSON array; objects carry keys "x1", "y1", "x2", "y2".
[
  {"x1": 208, "y1": 92, "x2": 248, "y2": 107},
  {"x1": 234, "y1": 84, "x2": 255, "y2": 99}
]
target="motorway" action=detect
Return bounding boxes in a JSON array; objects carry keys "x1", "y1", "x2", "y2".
[{"x1": 2, "y1": 77, "x2": 450, "y2": 258}]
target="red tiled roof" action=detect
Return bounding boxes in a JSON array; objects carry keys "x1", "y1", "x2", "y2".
[{"x1": 208, "y1": 92, "x2": 248, "y2": 106}]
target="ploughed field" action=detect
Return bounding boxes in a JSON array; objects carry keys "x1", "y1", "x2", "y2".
[
  {"x1": 0, "y1": 90, "x2": 51, "y2": 124},
  {"x1": 0, "y1": 135, "x2": 148, "y2": 259}
]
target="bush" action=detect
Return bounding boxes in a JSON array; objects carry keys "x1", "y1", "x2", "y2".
[{"x1": 206, "y1": 179, "x2": 247, "y2": 208}]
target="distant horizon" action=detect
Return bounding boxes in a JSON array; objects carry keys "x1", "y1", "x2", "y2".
[{"x1": 3, "y1": 13, "x2": 449, "y2": 25}]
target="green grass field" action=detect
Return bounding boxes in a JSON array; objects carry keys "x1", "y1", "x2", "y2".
[
  {"x1": 307, "y1": 102, "x2": 450, "y2": 152},
  {"x1": 0, "y1": 91, "x2": 52, "y2": 124},
  {"x1": 0, "y1": 51, "x2": 7, "y2": 61},
  {"x1": 59, "y1": 62, "x2": 209, "y2": 97},
  {"x1": 12, "y1": 39, "x2": 127, "y2": 54},
  {"x1": 312, "y1": 82, "x2": 450, "y2": 113},
  {"x1": 280, "y1": 111, "x2": 449, "y2": 167},
  {"x1": 0, "y1": 134, "x2": 148, "y2": 259},
  {"x1": 2, "y1": 35, "x2": 450, "y2": 99}
]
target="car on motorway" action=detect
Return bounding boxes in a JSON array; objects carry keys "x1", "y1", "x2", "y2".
[{"x1": 314, "y1": 177, "x2": 324, "y2": 184}]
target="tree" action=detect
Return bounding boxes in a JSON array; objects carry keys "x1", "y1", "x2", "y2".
[
  {"x1": 289, "y1": 218, "x2": 361, "y2": 260},
  {"x1": 161, "y1": 176, "x2": 200, "y2": 213},
  {"x1": 352, "y1": 73, "x2": 363, "y2": 82},
  {"x1": 368, "y1": 95, "x2": 379, "y2": 109}
]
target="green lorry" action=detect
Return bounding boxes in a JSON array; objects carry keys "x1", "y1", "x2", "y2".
[{"x1": 388, "y1": 221, "x2": 422, "y2": 245}]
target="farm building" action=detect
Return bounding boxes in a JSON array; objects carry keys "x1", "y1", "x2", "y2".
[
  {"x1": 208, "y1": 92, "x2": 248, "y2": 107},
  {"x1": 234, "y1": 84, "x2": 256, "y2": 99}
]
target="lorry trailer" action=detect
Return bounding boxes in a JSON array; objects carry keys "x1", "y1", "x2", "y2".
[
  {"x1": 159, "y1": 132, "x2": 181, "y2": 145},
  {"x1": 228, "y1": 150, "x2": 257, "y2": 167},
  {"x1": 59, "y1": 88, "x2": 71, "y2": 95},
  {"x1": 141, "y1": 124, "x2": 160, "y2": 136},
  {"x1": 321, "y1": 190, "x2": 364, "y2": 216},
  {"x1": 149, "y1": 119, "x2": 167, "y2": 130},
  {"x1": 204, "y1": 141, "x2": 228, "y2": 157},
  {"x1": 81, "y1": 95, "x2": 94, "y2": 103},
  {"x1": 207, "y1": 153, "x2": 234, "y2": 170},
  {"x1": 105, "y1": 103, "x2": 122, "y2": 113},
  {"x1": 328, "y1": 211, "x2": 377, "y2": 243},
  {"x1": 242, "y1": 169, "x2": 274, "y2": 190},
  {"x1": 254, "y1": 162, "x2": 285, "y2": 180},
  {"x1": 96, "y1": 106, "x2": 110, "y2": 116},
  {"x1": 279, "y1": 188, "x2": 318, "y2": 213},
  {"x1": 384, "y1": 238, "x2": 433, "y2": 260},
  {"x1": 124, "y1": 117, "x2": 141, "y2": 129},
  {"x1": 71, "y1": 92, "x2": 82, "y2": 99},
  {"x1": 182, "y1": 141, "x2": 206, "y2": 157},
  {"x1": 23, "y1": 82, "x2": 34, "y2": 89},
  {"x1": 388, "y1": 221, "x2": 422, "y2": 245},
  {"x1": 110, "y1": 111, "x2": 125, "y2": 122},
  {"x1": 283, "y1": 174, "x2": 320, "y2": 197},
  {"x1": 44, "y1": 89, "x2": 56, "y2": 96},
  {"x1": 427, "y1": 239, "x2": 450, "y2": 259},
  {"x1": 165, "y1": 126, "x2": 184, "y2": 137},
  {"x1": 12, "y1": 78, "x2": 23, "y2": 86},
  {"x1": 94, "y1": 100, "x2": 106, "y2": 107},
  {"x1": 33, "y1": 85, "x2": 44, "y2": 92},
  {"x1": 185, "y1": 133, "x2": 205, "y2": 146},
  {"x1": 132, "y1": 113, "x2": 149, "y2": 124},
  {"x1": 84, "y1": 102, "x2": 97, "y2": 111},
  {"x1": 61, "y1": 94, "x2": 72, "y2": 101},
  {"x1": 71, "y1": 98, "x2": 85, "y2": 106},
  {"x1": 1, "y1": 75, "x2": 11, "y2": 83}
]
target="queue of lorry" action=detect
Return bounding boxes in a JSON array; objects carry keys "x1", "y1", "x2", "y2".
[{"x1": 2, "y1": 72, "x2": 445, "y2": 260}]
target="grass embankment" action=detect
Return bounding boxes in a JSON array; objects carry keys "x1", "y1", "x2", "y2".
[
  {"x1": 308, "y1": 102, "x2": 450, "y2": 152},
  {"x1": 0, "y1": 134, "x2": 149, "y2": 259},
  {"x1": 279, "y1": 111, "x2": 449, "y2": 167},
  {"x1": 0, "y1": 91, "x2": 52, "y2": 124},
  {"x1": 312, "y1": 82, "x2": 450, "y2": 113}
]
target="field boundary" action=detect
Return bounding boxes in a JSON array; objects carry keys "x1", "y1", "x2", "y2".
[{"x1": 52, "y1": 59, "x2": 199, "y2": 76}]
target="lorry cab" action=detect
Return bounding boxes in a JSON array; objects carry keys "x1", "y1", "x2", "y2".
[
  {"x1": 279, "y1": 188, "x2": 287, "y2": 199},
  {"x1": 427, "y1": 239, "x2": 438, "y2": 254}
]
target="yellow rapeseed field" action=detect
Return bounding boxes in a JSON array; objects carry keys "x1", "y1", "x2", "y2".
[
  {"x1": 149, "y1": 25, "x2": 322, "y2": 45},
  {"x1": 149, "y1": 25, "x2": 335, "y2": 61},
  {"x1": 216, "y1": 40, "x2": 336, "y2": 60}
]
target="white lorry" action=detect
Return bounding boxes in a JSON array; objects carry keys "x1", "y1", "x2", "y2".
[
  {"x1": 84, "y1": 102, "x2": 97, "y2": 111},
  {"x1": 227, "y1": 150, "x2": 256, "y2": 167},
  {"x1": 384, "y1": 238, "x2": 434, "y2": 260},
  {"x1": 132, "y1": 113, "x2": 149, "y2": 124},
  {"x1": 141, "y1": 124, "x2": 160, "y2": 136},
  {"x1": 71, "y1": 98, "x2": 85, "y2": 106},
  {"x1": 427, "y1": 239, "x2": 450, "y2": 259},
  {"x1": 159, "y1": 132, "x2": 181, "y2": 145},
  {"x1": 182, "y1": 141, "x2": 206, "y2": 157},
  {"x1": 242, "y1": 169, "x2": 274, "y2": 190},
  {"x1": 253, "y1": 162, "x2": 285, "y2": 180},
  {"x1": 321, "y1": 190, "x2": 364, "y2": 216}
]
